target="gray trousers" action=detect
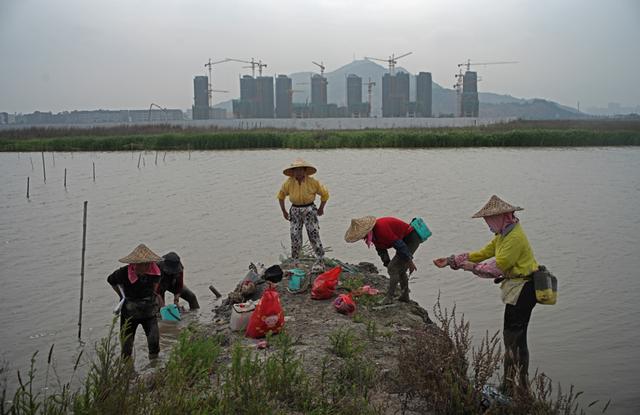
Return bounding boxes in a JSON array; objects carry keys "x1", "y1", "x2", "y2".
[{"x1": 386, "y1": 230, "x2": 422, "y2": 300}]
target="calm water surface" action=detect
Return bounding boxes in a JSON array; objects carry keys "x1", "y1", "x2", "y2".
[{"x1": 1, "y1": 148, "x2": 638, "y2": 413}]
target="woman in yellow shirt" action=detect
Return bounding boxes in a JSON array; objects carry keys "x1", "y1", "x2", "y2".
[
  {"x1": 277, "y1": 158, "x2": 329, "y2": 272},
  {"x1": 434, "y1": 195, "x2": 539, "y2": 394}
]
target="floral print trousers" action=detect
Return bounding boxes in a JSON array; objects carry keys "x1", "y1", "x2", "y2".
[{"x1": 289, "y1": 204, "x2": 325, "y2": 262}]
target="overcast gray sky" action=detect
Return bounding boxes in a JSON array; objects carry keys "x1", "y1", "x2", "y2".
[{"x1": 1, "y1": 0, "x2": 638, "y2": 113}]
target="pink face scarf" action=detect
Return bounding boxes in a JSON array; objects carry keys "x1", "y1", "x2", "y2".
[
  {"x1": 365, "y1": 230, "x2": 374, "y2": 248},
  {"x1": 127, "y1": 263, "x2": 161, "y2": 284},
  {"x1": 484, "y1": 212, "x2": 518, "y2": 235}
]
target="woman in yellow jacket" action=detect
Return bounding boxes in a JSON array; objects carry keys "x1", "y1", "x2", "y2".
[
  {"x1": 434, "y1": 195, "x2": 539, "y2": 394},
  {"x1": 277, "y1": 158, "x2": 329, "y2": 272}
]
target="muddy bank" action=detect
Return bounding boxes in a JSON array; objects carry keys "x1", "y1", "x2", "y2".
[{"x1": 208, "y1": 258, "x2": 434, "y2": 413}]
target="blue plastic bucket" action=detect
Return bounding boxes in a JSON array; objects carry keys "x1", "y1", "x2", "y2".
[
  {"x1": 288, "y1": 268, "x2": 305, "y2": 290},
  {"x1": 160, "y1": 303, "x2": 181, "y2": 321}
]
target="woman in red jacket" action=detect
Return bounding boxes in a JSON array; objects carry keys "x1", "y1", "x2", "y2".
[{"x1": 345, "y1": 216, "x2": 422, "y2": 303}]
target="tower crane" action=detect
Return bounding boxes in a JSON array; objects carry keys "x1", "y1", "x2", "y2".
[
  {"x1": 226, "y1": 58, "x2": 268, "y2": 77},
  {"x1": 363, "y1": 78, "x2": 376, "y2": 116},
  {"x1": 204, "y1": 58, "x2": 230, "y2": 105},
  {"x1": 457, "y1": 59, "x2": 518, "y2": 71},
  {"x1": 454, "y1": 60, "x2": 515, "y2": 117},
  {"x1": 312, "y1": 61, "x2": 325, "y2": 77},
  {"x1": 364, "y1": 52, "x2": 412, "y2": 74}
]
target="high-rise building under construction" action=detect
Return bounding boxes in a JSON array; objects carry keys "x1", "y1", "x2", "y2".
[
  {"x1": 346, "y1": 74, "x2": 369, "y2": 117},
  {"x1": 192, "y1": 76, "x2": 210, "y2": 120},
  {"x1": 415, "y1": 72, "x2": 432, "y2": 117},
  {"x1": 311, "y1": 74, "x2": 327, "y2": 106},
  {"x1": 382, "y1": 72, "x2": 410, "y2": 117},
  {"x1": 233, "y1": 75, "x2": 274, "y2": 118},
  {"x1": 256, "y1": 76, "x2": 274, "y2": 118},
  {"x1": 461, "y1": 71, "x2": 479, "y2": 117},
  {"x1": 275, "y1": 75, "x2": 292, "y2": 118}
]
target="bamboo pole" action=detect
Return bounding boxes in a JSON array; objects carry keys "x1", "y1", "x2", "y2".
[
  {"x1": 52, "y1": 152, "x2": 55, "y2": 167},
  {"x1": 78, "y1": 201, "x2": 88, "y2": 340},
  {"x1": 155, "y1": 151, "x2": 158, "y2": 165},
  {"x1": 163, "y1": 152, "x2": 167, "y2": 162},
  {"x1": 64, "y1": 168, "x2": 67, "y2": 188},
  {"x1": 92, "y1": 162, "x2": 95, "y2": 182},
  {"x1": 30, "y1": 156, "x2": 34, "y2": 171},
  {"x1": 26, "y1": 177, "x2": 30, "y2": 198},
  {"x1": 188, "y1": 144, "x2": 191, "y2": 160},
  {"x1": 41, "y1": 152, "x2": 46, "y2": 183},
  {"x1": 137, "y1": 153, "x2": 142, "y2": 168}
]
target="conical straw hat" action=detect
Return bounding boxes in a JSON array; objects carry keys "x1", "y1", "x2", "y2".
[
  {"x1": 283, "y1": 158, "x2": 317, "y2": 176},
  {"x1": 471, "y1": 195, "x2": 523, "y2": 218},
  {"x1": 118, "y1": 244, "x2": 162, "y2": 264},
  {"x1": 344, "y1": 216, "x2": 377, "y2": 243}
]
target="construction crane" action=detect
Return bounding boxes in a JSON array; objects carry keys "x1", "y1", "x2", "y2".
[
  {"x1": 312, "y1": 61, "x2": 325, "y2": 77},
  {"x1": 364, "y1": 52, "x2": 412, "y2": 74},
  {"x1": 457, "y1": 59, "x2": 518, "y2": 71},
  {"x1": 204, "y1": 58, "x2": 230, "y2": 105},
  {"x1": 363, "y1": 78, "x2": 376, "y2": 116},
  {"x1": 148, "y1": 103, "x2": 168, "y2": 122},
  {"x1": 226, "y1": 58, "x2": 267, "y2": 77}
]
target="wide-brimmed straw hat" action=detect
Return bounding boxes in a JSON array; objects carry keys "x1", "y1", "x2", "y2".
[
  {"x1": 283, "y1": 158, "x2": 317, "y2": 177},
  {"x1": 118, "y1": 244, "x2": 162, "y2": 264},
  {"x1": 159, "y1": 252, "x2": 184, "y2": 274},
  {"x1": 472, "y1": 195, "x2": 523, "y2": 218},
  {"x1": 344, "y1": 216, "x2": 377, "y2": 243}
]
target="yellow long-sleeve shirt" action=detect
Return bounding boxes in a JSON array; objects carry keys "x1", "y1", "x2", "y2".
[
  {"x1": 276, "y1": 176, "x2": 329, "y2": 205},
  {"x1": 468, "y1": 223, "x2": 539, "y2": 305}
]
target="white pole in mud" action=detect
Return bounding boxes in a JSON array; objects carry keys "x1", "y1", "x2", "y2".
[{"x1": 78, "y1": 201, "x2": 88, "y2": 340}]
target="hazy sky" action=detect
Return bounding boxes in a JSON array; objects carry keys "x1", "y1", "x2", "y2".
[{"x1": 1, "y1": 0, "x2": 639, "y2": 113}]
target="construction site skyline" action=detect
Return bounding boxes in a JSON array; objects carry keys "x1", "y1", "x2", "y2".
[{"x1": 193, "y1": 55, "x2": 485, "y2": 119}]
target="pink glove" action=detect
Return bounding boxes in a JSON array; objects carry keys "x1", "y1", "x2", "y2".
[
  {"x1": 449, "y1": 253, "x2": 469, "y2": 270},
  {"x1": 471, "y1": 259, "x2": 503, "y2": 279}
]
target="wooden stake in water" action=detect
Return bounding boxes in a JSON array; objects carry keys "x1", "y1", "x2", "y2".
[
  {"x1": 155, "y1": 151, "x2": 158, "y2": 165},
  {"x1": 188, "y1": 144, "x2": 191, "y2": 160},
  {"x1": 41, "y1": 152, "x2": 46, "y2": 183},
  {"x1": 92, "y1": 162, "x2": 95, "y2": 182},
  {"x1": 137, "y1": 153, "x2": 142, "y2": 168},
  {"x1": 52, "y1": 152, "x2": 55, "y2": 167},
  {"x1": 78, "y1": 201, "x2": 88, "y2": 340},
  {"x1": 163, "y1": 152, "x2": 167, "y2": 162},
  {"x1": 64, "y1": 168, "x2": 67, "y2": 188},
  {"x1": 26, "y1": 177, "x2": 30, "y2": 198},
  {"x1": 30, "y1": 156, "x2": 34, "y2": 171}
]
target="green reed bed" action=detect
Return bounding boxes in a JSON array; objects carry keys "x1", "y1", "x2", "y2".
[{"x1": 1, "y1": 128, "x2": 639, "y2": 152}]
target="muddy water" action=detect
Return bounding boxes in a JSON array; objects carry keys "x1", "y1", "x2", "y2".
[{"x1": 1, "y1": 148, "x2": 639, "y2": 413}]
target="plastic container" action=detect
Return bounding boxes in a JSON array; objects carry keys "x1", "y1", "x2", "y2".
[
  {"x1": 160, "y1": 303, "x2": 181, "y2": 321},
  {"x1": 288, "y1": 268, "x2": 305, "y2": 291},
  {"x1": 230, "y1": 301, "x2": 257, "y2": 331}
]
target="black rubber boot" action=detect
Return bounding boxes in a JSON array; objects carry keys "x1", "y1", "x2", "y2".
[{"x1": 398, "y1": 272, "x2": 410, "y2": 302}]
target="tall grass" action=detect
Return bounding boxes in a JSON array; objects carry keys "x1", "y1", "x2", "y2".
[
  {"x1": 1, "y1": 128, "x2": 638, "y2": 151},
  {"x1": 0, "y1": 305, "x2": 612, "y2": 414}
]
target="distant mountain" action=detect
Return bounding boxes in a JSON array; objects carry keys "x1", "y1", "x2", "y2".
[
  {"x1": 479, "y1": 99, "x2": 587, "y2": 119},
  {"x1": 214, "y1": 59, "x2": 584, "y2": 119}
]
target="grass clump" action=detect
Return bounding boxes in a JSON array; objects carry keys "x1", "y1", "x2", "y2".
[{"x1": 329, "y1": 327, "x2": 363, "y2": 358}]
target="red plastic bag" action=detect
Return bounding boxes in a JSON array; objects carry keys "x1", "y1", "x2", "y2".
[
  {"x1": 334, "y1": 293, "x2": 356, "y2": 315},
  {"x1": 311, "y1": 266, "x2": 342, "y2": 300},
  {"x1": 245, "y1": 287, "x2": 285, "y2": 338}
]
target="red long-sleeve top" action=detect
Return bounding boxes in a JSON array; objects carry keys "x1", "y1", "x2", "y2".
[{"x1": 372, "y1": 217, "x2": 414, "y2": 249}]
